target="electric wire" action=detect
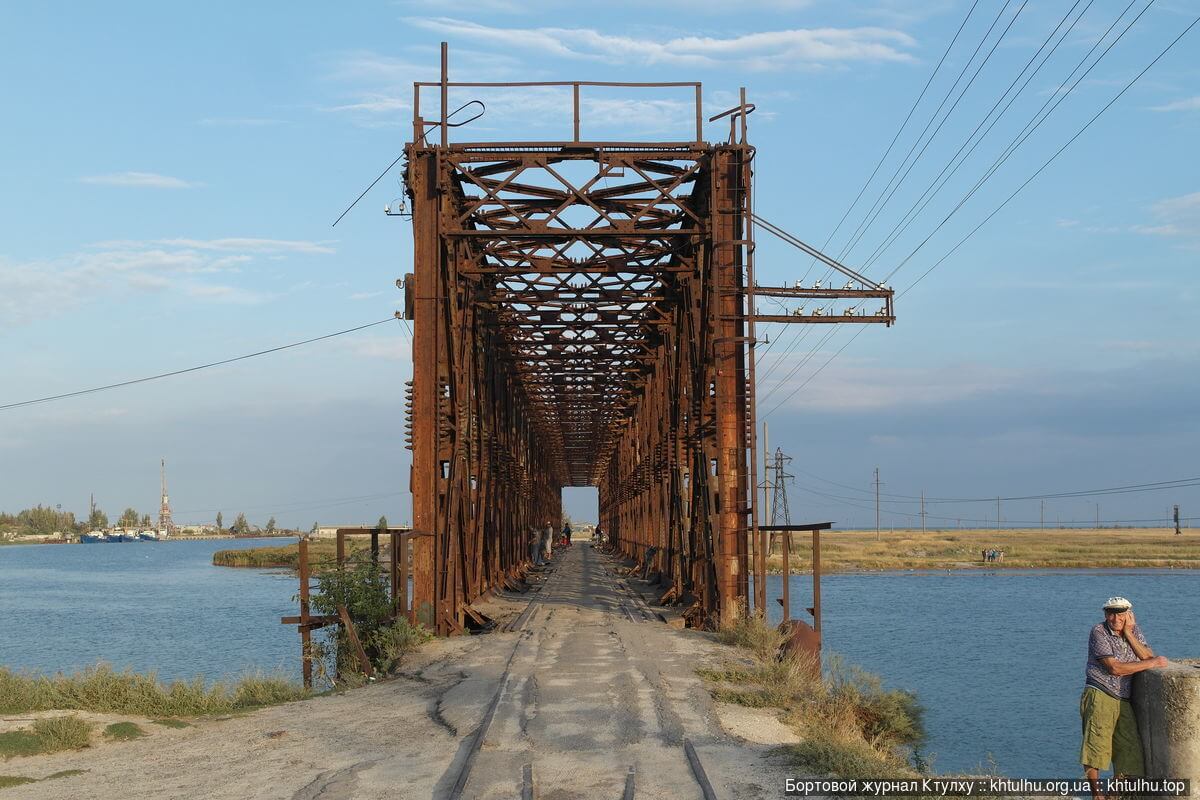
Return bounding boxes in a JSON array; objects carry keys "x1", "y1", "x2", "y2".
[
  {"x1": 796, "y1": 483, "x2": 1197, "y2": 527},
  {"x1": 0, "y1": 317, "x2": 399, "y2": 411},
  {"x1": 788, "y1": 0, "x2": 984, "y2": 291},
  {"x1": 760, "y1": 2, "x2": 1147, "y2": 399},
  {"x1": 836, "y1": 0, "x2": 1030, "y2": 264},
  {"x1": 891, "y1": 6, "x2": 1196, "y2": 294},
  {"x1": 754, "y1": 0, "x2": 983, "y2": 368},
  {"x1": 760, "y1": 5, "x2": 1192, "y2": 415},
  {"x1": 858, "y1": 0, "x2": 1096, "y2": 273}
]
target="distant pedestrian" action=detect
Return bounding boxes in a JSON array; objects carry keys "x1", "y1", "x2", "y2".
[{"x1": 1080, "y1": 596, "x2": 1167, "y2": 800}]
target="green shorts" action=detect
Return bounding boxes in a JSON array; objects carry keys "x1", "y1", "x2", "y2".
[{"x1": 1080, "y1": 685, "x2": 1144, "y2": 775}]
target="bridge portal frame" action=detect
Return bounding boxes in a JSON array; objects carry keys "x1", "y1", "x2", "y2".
[{"x1": 401, "y1": 45, "x2": 893, "y2": 636}]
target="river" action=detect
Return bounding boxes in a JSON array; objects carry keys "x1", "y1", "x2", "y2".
[
  {"x1": 763, "y1": 568, "x2": 1200, "y2": 777},
  {"x1": 1, "y1": 541, "x2": 1196, "y2": 776}
]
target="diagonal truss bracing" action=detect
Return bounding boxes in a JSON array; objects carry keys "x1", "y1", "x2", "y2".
[{"x1": 401, "y1": 49, "x2": 894, "y2": 635}]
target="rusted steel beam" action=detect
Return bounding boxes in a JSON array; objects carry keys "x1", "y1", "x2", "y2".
[{"x1": 401, "y1": 48, "x2": 892, "y2": 634}]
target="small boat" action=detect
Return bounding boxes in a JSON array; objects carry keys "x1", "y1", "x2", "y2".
[
  {"x1": 137, "y1": 530, "x2": 159, "y2": 542},
  {"x1": 82, "y1": 531, "x2": 107, "y2": 543}
]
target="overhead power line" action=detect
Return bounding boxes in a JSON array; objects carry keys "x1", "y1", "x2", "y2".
[
  {"x1": 0, "y1": 317, "x2": 400, "y2": 412},
  {"x1": 761, "y1": 6, "x2": 1196, "y2": 412}
]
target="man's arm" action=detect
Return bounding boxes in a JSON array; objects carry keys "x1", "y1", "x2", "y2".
[
  {"x1": 1100, "y1": 654, "x2": 1167, "y2": 676},
  {"x1": 1123, "y1": 610, "x2": 1155, "y2": 660}
]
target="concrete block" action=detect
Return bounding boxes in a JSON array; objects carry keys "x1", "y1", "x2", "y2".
[{"x1": 1134, "y1": 659, "x2": 1200, "y2": 792}]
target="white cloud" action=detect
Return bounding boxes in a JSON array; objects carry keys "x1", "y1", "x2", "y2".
[
  {"x1": 765, "y1": 360, "x2": 1023, "y2": 412},
  {"x1": 198, "y1": 117, "x2": 286, "y2": 127},
  {"x1": 398, "y1": 0, "x2": 816, "y2": 13},
  {"x1": 1150, "y1": 96, "x2": 1200, "y2": 112},
  {"x1": 1134, "y1": 192, "x2": 1200, "y2": 240},
  {"x1": 324, "y1": 94, "x2": 412, "y2": 114},
  {"x1": 404, "y1": 18, "x2": 916, "y2": 70},
  {"x1": 151, "y1": 238, "x2": 337, "y2": 255},
  {"x1": 0, "y1": 237, "x2": 335, "y2": 325},
  {"x1": 339, "y1": 335, "x2": 411, "y2": 360},
  {"x1": 349, "y1": 290, "x2": 386, "y2": 300},
  {"x1": 184, "y1": 284, "x2": 273, "y2": 305},
  {"x1": 79, "y1": 171, "x2": 196, "y2": 189}
]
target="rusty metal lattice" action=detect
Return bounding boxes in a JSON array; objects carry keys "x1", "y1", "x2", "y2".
[{"x1": 402, "y1": 45, "x2": 893, "y2": 634}]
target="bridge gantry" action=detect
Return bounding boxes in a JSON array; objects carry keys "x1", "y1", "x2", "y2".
[{"x1": 401, "y1": 44, "x2": 894, "y2": 635}]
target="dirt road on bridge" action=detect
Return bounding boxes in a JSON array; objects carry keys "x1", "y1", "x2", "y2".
[{"x1": 11, "y1": 544, "x2": 799, "y2": 799}]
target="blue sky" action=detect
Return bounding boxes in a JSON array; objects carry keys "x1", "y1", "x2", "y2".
[{"x1": 1, "y1": 1, "x2": 1197, "y2": 530}]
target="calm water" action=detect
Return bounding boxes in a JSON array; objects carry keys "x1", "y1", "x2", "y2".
[
  {"x1": 0, "y1": 538, "x2": 300, "y2": 683},
  {"x1": 762, "y1": 569, "x2": 1200, "y2": 777},
  {"x1": 1, "y1": 543, "x2": 1196, "y2": 777}
]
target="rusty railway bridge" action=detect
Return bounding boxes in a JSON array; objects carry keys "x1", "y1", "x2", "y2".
[{"x1": 400, "y1": 46, "x2": 894, "y2": 635}]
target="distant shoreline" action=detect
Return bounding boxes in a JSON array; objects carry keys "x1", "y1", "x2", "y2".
[
  {"x1": 761, "y1": 527, "x2": 1198, "y2": 573},
  {"x1": 209, "y1": 528, "x2": 1200, "y2": 574}
]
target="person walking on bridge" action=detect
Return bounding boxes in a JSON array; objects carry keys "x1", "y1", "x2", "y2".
[{"x1": 1080, "y1": 596, "x2": 1167, "y2": 800}]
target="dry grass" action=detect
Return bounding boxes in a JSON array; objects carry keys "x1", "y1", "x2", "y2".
[
  {"x1": 705, "y1": 614, "x2": 924, "y2": 778},
  {"x1": 212, "y1": 538, "x2": 379, "y2": 569},
  {"x1": 0, "y1": 664, "x2": 307, "y2": 717},
  {"x1": 763, "y1": 528, "x2": 1200, "y2": 573}
]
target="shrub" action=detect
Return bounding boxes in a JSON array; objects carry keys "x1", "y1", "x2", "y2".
[
  {"x1": 308, "y1": 561, "x2": 430, "y2": 680},
  {"x1": 103, "y1": 721, "x2": 145, "y2": 741},
  {"x1": 0, "y1": 716, "x2": 92, "y2": 758}
]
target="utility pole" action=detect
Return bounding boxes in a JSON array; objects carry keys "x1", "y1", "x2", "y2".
[
  {"x1": 873, "y1": 467, "x2": 881, "y2": 540},
  {"x1": 761, "y1": 423, "x2": 771, "y2": 541},
  {"x1": 1174, "y1": 505, "x2": 1182, "y2": 536},
  {"x1": 920, "y1": 491, "x2": 926, "y2": 534}
]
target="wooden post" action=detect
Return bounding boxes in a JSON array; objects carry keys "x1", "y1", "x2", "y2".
[
  {"x1": 337, "y1": 605, "x2": 375, "y2": 678},
  {"x1": 812, "y1": 529, "x2": 822, "y2": 645},
  {"x1": 298, "y1": 539, "x2": 312, "y2": 689},
  {"x1": 336, "y1": 530, "x2": 345, "y2": 567},
  {"x1": 400, "y1": 534, "x2": 411, "y2": 621},
  {"x1": 389, "y1": 531, "x2": 400, "y2": 615},
  {"x1": 371, "y1": 530, "x2": 380, "y2": 565},
  {"x1": 781, "y1": 530, "x2": 790, "y2": 623}
]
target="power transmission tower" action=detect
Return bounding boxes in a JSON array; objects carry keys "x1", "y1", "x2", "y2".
[
  {"x1": 920, "y1": 491, "x2": 926, "y2": 533},
  {"x1": 768, "y1": 448, "x2": 794, "y2": 553},
  {"x1": 873, "y1": 467, "x2": 882, "y2": 540}
]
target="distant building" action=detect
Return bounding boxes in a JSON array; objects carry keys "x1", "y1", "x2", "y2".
[{"x1": 311, "y1": 525, "x2": 375, "y2": 540}]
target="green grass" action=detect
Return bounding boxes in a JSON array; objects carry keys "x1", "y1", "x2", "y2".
[
  {"x1": 0, "y1": 776, "x2": 37, "y2": 789},
  {"x1": 0, "y1": 664, "x2": 308, "y2": 717},
  {"x1": 149, "y1": 718, "x2": 191, "y2": 729},
  {"x1": 0, "y1": 717, "x2": 92, "y2": 759},
  {"x1": 705, "y1": 615, "x2": 924, "y2": 779},
  {"x1": 0, "y1": 770, "x2": 87, "y2": 791},
  {"x1": 103, "y1": 722, "x2": 145, "y2": 741},
  {"x1": 43, "y1": 770, "x2": 86, "y2": 781}
]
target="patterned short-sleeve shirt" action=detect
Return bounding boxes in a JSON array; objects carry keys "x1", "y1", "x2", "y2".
[{"x1": 1085, "y1": 621, "x2": 1147, "y2": 699}]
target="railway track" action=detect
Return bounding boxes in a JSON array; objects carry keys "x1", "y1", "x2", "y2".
[{"x1": 446, "y1": 544, "x2": 720, "y2": 799}]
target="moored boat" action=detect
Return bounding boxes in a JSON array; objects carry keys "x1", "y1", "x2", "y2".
[
  {"x1": 81, "y1": 531, "x2": 107, "y2": 543},
  {"x1": 137, "y1": 530, "x2": 159, "y2": 541}
]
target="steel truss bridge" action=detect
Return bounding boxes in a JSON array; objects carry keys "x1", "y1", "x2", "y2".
[{"x1": 402, "y1": 45, "x2": 894, "y2": 635}]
